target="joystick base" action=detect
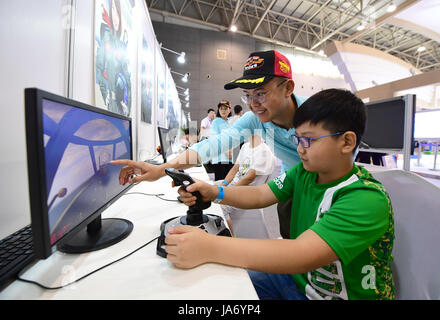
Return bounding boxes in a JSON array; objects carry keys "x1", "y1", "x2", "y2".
[{"x1": 156, "y1": 214, "x2": 232, "y2": 258}]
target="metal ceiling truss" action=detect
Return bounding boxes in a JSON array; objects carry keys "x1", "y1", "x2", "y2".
[{"x1": 146, "y1": 0, "x2": 440, "y2": 72}]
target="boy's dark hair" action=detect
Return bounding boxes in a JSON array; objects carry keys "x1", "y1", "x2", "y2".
[
  {"x1": 234, "y1": 105, "x2": 242, "y2": 115},
  {"x1": 207, "y1": 108, "x2": 215, "y2": 113},
  {"x1": 293, "y1": 89, "x2": 366, "y2": 149}
]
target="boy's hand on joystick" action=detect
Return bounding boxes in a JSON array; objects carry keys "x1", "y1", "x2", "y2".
[
  {"x1": 166, "y1": 169, "x2": 214, "y2": 209},
  {"x1": 176, "y1": 180, "x2": 219, "y2": 207}
]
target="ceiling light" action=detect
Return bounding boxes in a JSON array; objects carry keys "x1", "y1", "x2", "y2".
[
  {"x1": 357, "y1": 23, "x2": 366, "y2": 31},
  {"x1": 177, "y1": 52, "x2": 186, "y2": 64},
  {"x1": 171, "y1": 70, "x2": 191, "y2": 83},
  {"x1": 160, "y1": 44, "x2": 186, "y2": 64},
  {"x1": 230, "y1": 25, "x2": 237, "y2": 32},
  {"x1": 417, "y1": 46, "x2": 426, "y2": 53},
  {"x1": 387, "y1": 3, "x2": 397, "y2": 13}
]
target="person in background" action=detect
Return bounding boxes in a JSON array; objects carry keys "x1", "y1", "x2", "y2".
[
  {"x1": 229, "y1": 104, "x2": 245, "y2": 160},
  {"x1": 228, "y1": 105, "x2": 243, "y2": 126},
  {"x1": 199, "y1": 108, "x2": 216, "y2": 141},
  {"x1": 209, "y1": 100, "x2": 234, "y2": 181},
  {"x1": 178, "y1": 128, "x2": 199, "y2": 152},
  {"x1": 218, "y1": 134, "x2": 276, "y2": 236}
]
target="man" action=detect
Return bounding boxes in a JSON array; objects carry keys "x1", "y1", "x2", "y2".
[
  {"x1": 199, "y1": 108, "x2": 216, "y2": 140},
  {"x1": 228, "y1": 105, "x2": 243, "y2": 126},
  {"x1": 111, "y1": 50, "x2": 307, "y2": 238}
]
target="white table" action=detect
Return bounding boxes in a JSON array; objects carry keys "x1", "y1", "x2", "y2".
[{"x1": 0, "y1": 167, "x2": 258, "y2": 300}]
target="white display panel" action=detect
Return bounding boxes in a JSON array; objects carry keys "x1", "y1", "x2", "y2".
[{"x1": 414, "y1": 109, "x2": 440, "y2": 140}]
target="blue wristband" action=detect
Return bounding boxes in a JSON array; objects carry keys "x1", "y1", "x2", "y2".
[
  {"x1": 213, "y1": 185, "x2": 225, "y2": 204},
  {"x1": 217, "y1": 185, "x2": 225, "y2": 199},
  {"x1": 222, "y1": 180, "x2": 229, "y2": 186}
]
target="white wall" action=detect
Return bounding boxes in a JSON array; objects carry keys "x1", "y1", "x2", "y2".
[
  {"x1": 71, "y1": 0, "x2": 94, "y2": 104},
  {"x1": 137, "y1": 2, "x2": 159, "y2": 160},
  {"x1": 0, "y1": 0, "x2": 70, "y2": 238},
  {"x1": 0, "y1": 0, "x2": 167, "y2": 239}
]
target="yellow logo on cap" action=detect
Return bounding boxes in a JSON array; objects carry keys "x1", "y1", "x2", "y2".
[
  {"x1": 234, "y1": 77, "x2": 265, "y2": 84},
  {"x1": 279, "y1": 61, "x2": 290, "y2": 73}
]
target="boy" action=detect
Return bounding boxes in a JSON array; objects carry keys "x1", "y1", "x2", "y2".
[{"x1": 167, "y1": 89, "x2": 395, "y2": 300}]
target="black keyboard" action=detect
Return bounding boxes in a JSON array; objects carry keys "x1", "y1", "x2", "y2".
[{"x1": 0, "y1": 224, "x2": 35, "y2": 291}]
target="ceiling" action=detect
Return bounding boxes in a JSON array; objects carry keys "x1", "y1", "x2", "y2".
[{"x1": 146, "y1": 0, "x2": 440, "y2": 73}]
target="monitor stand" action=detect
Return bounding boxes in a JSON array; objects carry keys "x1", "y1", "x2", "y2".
[{"x1": 58, "y1": 214, "x2": 133, "y2": 254}]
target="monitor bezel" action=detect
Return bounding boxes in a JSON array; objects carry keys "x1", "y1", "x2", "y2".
[
  {"x1": 359, "y1": 94, "x2": 415, "y2": 154},
  {"x1": 25, "y1": 88, "x2": 134, "y2": 259},
  {"x1": 157, "y1": 126, "x2": 170, "y2": 163},
  {"x1": 413, "y1": 108, "x2": 440, "y2": 141},
  {"x1": 359, "y1": 94, "x2": 415, "y2": 171}
]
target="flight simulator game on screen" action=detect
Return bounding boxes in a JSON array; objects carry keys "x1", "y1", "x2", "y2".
[{"x1": 25, "y1": 88, "x2": 133, "y2": 259}]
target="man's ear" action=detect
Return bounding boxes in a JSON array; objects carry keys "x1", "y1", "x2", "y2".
[
  {"x1": 341, "y1": 131, "x2": 357, "y2": 154},
  {"x1": 285, "y1": 79, "x2": 295, "y2": 96}
]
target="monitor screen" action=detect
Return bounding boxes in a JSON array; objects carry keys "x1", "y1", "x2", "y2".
[
  {"x1": 157, "y1": 127, "x2": 173, "y2": 163},
  {"x1": 25, "y1": 88, "x2": 134, "y2": 259},
  {"x1": 361, "y1": 96, "x2": 414, "y2": 150}
]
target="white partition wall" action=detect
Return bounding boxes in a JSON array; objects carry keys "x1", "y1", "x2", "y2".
[
  {"x1": 0, "y1": 0, "x2": 69, "y2": 238},
  {"x1": 0, "y1": 0, "x2": 184, "y2": 238}
]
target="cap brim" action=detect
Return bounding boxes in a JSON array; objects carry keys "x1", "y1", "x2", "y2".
[{"x1": 224, "y1": 74, "x2": 274, "y2": 90}]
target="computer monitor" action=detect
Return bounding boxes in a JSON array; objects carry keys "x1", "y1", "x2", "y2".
[
  {"x1": 157, "y1": 127, "x2": 173, "y2": 163},
  {"x1": 360, "y1": 94, "x2": 415, "y2": 170},
  {"x1": 361, "y1": 95, "x2": 415, "y2": 152},
  {"x1": 25, "y1": 88, "x2": 134, "y2": 259}
]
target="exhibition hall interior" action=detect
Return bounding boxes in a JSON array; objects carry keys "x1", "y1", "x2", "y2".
[{"x1": 0, "y1": 0, "x2": 439, "y2": 301}]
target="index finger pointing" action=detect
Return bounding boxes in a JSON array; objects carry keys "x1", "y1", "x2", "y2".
[{"x1": 110, "y1": 159, "x2": 137, "y2": 166}]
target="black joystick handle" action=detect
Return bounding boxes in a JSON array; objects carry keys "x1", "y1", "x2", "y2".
[{"x1": 165, "y1": 168, "x2": 211, "y2": 225}]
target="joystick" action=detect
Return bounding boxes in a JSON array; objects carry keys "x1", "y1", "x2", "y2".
[{"x1": 156, "y1": 168, "x2": 231, "y2": 257}]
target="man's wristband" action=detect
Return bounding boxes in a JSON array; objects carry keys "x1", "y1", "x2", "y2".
[
  {"x1": 213, "y1": 185, "x2": 225, "y2": 204},
  {"x1": 222, "y1": 180, "x2": 229, "y2": 186}
]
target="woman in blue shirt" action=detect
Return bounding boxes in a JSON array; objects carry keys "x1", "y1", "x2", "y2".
[{"x1": 209, "y1": 100, "x2": 234, "y2": 180}]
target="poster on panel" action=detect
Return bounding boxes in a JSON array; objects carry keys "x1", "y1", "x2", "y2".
[
  {"x1": 94, "y1": 0, "x2": 136, "y2": 117},
  {"x1": 166, "y1": 69, "x2": 180, "y2": 132},
  {"x1": 156, "y1": 45, "x2": 166, "y2": 128},
  {"x1": 139, "y1": 4, "x2": 155, "y2": 124},
  {"x1": 181, "y1": 111, "x2": 188, "y2": 129}
]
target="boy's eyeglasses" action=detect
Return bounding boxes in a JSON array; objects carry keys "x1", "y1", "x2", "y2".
[
  {"x1": 241, "y1": 79, "x2": 287, "y2": 105},
  {"x1": 293, "y1": 132, "x2": 344, "y2": 148}
]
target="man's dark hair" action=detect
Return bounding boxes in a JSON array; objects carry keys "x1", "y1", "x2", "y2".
[
  {"x1": 293, "y1": 89, "x2": 366, "y2": 149},
  {"x1": 207, "y1": 108, "x2": 215, "y2": 113},
  {"x1": 233, "y1": 105, "x2": 242, "y2": 115},
  {"x1": 183, "y1": 128, "x2": 199, "y2": 136}
]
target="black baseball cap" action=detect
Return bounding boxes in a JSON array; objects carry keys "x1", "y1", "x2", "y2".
[{"x1": 224, "y1": 50, "x2": 293, "y2": 90}]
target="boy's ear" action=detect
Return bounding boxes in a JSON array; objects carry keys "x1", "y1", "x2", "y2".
[{"x1": 341, "y1": 131, "x2": 357, "y2": 154}]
